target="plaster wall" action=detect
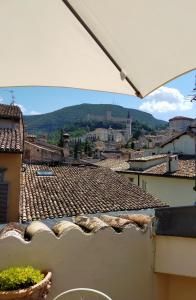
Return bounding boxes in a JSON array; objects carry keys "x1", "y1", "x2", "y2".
[
  {"x1": 155, "y1": 236, "x2": 196, "y2": 277},
  {"x1": 161, "y1": 135, "x2": 195, "y2": 155},
  {"x1": 0, "y1": 225, "x2": 154, "y2": 300},
  {"x1": 120, "y1": 172, "x2": 195, "y2": 206},
  {"x1": 154, "y1": 236, "x2": 196, "y2": 300},
  {"x1": 0, "y1": 153, "x2": 21, "y2": 222},
  {"x1": 140, "y1": 175, "x2": 195, "y2": 206},
  {"x1": 130, "y1": 156, "x2": 167, "y2": 170}
]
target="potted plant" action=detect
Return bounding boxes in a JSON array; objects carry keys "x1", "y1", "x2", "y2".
[{"x1": 0, "y1": 266, "x2": 52, "y2": 300}]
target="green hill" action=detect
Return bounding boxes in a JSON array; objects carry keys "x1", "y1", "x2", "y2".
[{"x1": 24, "y1": 103, "x2": 167, "y2": 133}]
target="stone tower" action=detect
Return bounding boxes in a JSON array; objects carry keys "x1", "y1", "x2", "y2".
[{"x1": 126, "y1": 111, "x2": 132, "y2": 141}]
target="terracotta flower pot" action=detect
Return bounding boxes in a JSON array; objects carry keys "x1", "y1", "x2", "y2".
[{"x1": 0, "y1": 271, "x2": 52, "y2": 300}]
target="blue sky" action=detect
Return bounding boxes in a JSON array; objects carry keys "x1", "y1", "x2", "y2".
[{"x1": 0, "y1": 70, "x2": 195, "y2": 121}]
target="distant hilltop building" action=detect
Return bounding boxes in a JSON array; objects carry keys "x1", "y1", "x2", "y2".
[
  {"x1": 87, "y1": 110, "x2": 131, "y2": 123},
  {"x1": 169, "y1": 116, "x2": 194, "y2": 132},
  {"x1": 86, "y1": 111, "x2": 132, "y2": 144}
]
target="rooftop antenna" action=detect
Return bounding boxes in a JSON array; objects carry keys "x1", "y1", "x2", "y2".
[{"x1": 10, "y1": 90, "x2": 16, "y2": 105}]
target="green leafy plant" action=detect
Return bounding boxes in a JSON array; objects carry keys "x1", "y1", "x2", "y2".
[{"x1": 0, "y1": 266, "x2": 44, "y2": 291}]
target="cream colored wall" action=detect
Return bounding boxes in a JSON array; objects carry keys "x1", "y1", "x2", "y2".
[
  {"x1": 141, "y1": 175, "x2": 195, "y2": 206},
  {"x1": 0, "y1": 222, "x2": 154, "y2": 300},
  {"x1": 161, "y1": 135, "x2": 195, "y2": 155},
  {"x1": 121, "y1": 172, "x2": 195, "y2": 206},
  {"x1": 0, "y1": 153, "x2": 21, "y2": 222},
  {"x1": 155, "y1": 236, "x2": 196, "y2": 277}
]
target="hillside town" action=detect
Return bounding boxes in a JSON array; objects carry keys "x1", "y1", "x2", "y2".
[
  {"x1": 0, "y1": 1, "x2": 196, "y2": 299},
  {"x1": 0, "y1": 102, "x2": 195, "y2": 224}
]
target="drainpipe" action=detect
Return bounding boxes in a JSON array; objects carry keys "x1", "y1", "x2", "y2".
[
  {"x1": 190, "y1": 125, "x2": 196, "y2": 191},
  {"x1": 138, "y1": 174, "x2": 140, "y2": 187},
  {"x1": 194, "y1": 128, "x2": 196, "y2": 191}
]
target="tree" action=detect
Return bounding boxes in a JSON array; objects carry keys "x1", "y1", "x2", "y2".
[
  {"x1": 131, "y1": 141, "x2": 135, "y2": 149},
  {"x1": 58, "y1": 129, "x2": 64, "y2": 147}
]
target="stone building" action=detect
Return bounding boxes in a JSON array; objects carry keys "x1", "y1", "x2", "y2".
[
  {"x1": 24, "y1": 133, "x2": 70, "y2": 163},
  {"x1": 169, "y1": 116, "x2": 194, "y2": 132}
]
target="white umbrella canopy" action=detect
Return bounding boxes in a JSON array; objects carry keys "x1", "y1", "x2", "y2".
[{"x1": 0, "y1": 0, "x2": 195, "y2": 97}]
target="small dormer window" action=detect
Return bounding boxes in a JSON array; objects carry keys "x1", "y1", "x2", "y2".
[{"x1": 36, "y1": 170, "x2": 54, "y2": 177}]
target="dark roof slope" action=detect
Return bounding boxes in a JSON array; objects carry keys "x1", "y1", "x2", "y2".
[
  {"x1": 0, "y1": 128, "x2": 23, "y2": 153},
  {"x1": 160, "y1": 131, "x2": 194, "y2": 148},
  {"x1": 169, "y1": 116, "x2": 194, "y2": 121},
  {"x1": 0, "y1": 104, "x2": 22, "y2": 120},
  {"x1": 20, "y1": 164, "x2": 165, "y2": 222}
]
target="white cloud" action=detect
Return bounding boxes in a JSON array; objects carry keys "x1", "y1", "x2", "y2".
[
  {"x1": 29, "y1": 110, "x2": 41, "y2": 115},
  {"x1": 14, "y1": 103, "x2": 26, "y2": 114},
  {"x1": 139, "y1": 86, "x2": 193, "y2": 113}
]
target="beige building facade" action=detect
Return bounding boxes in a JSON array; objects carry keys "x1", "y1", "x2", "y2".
[
  {"x1": 0, "y1": 153, "x2": 22, "y2": 222},
  {"x1": 0, "y1": 104, "x2": 23, "y2": 223},
  {"x1": 121, "y1": 172, "x2": 195, "y2": 207},
  {"x1": 119, "y1": 154, "x2": 195, "y2": 207},
  {"x1": 161, "y1": 132, "x2": 195, "y2": 155}
]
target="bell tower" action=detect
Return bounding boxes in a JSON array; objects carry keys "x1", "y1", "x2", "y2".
[{"x1": 126, "y1": 111, "x2": 132, "y2": 140}]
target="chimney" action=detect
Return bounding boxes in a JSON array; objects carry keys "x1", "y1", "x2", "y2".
[
  {"x1": 26, "y1": 134, "x2": 36, "y2": 143},
  {"x1": 167, "y1": 154, "x2": 179, "y2": 173}
]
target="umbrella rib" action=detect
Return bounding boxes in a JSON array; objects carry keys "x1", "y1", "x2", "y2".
[{"x1": 61, "y1": 0, "x2": 142, "y2": 98}]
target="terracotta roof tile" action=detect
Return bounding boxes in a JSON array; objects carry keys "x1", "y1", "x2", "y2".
[
  {"x1": 0, "y1": 128, "x2": 23, "y2": 153},
  {"x1": 143, "y1": 158, "x2": 195, "y2": 178},
  {"x1": 95, "y1": 159, "x2": 130, "y2": 171},
  {"x1": 20, "y1": 164, "x2": 166, "y2": 222},
  {"x1": 0, "y1": 104, "x2": 21, "y2": 120}
]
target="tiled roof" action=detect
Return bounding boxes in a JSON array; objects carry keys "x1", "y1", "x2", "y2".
[
  {"x1": 25, "y1": 141, "x2": 62, "y2": 154},
  {"x1": 0, "y1": 128, "x2": 23, "y2": 153},
  {"x1": 20, "y1": 164, "x2": 165, "y2": 222},
  {"x1": 0, "y1": 104, "x2": 22, "y2": 120},
  {"x1": 95, "y1": 159, "x2": 130, "y2": 171},
  {"x1": 129, "y1": 154, "x2": 167, "y2": 162},
  {"x1": 0, "y1": 214, "x2": 153, "y2": 240},
  {"x1": 143, "y1": 158, "x2": 195, "y2": 179},
  {"x1": 169, "y1": 116, "x2": 193, "y2": 121}
]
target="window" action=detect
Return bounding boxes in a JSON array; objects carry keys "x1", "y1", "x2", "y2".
[
  {"x1": 36, "y1": 170, "x2": 54, "y2": 177},
  {"x1": 129, "y1": 177, "x2": 134, "y2": 183}
]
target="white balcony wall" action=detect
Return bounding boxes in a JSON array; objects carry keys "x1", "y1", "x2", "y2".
[{"x1": 0, "y1": 223, "x2": 154, "y2": 300}]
